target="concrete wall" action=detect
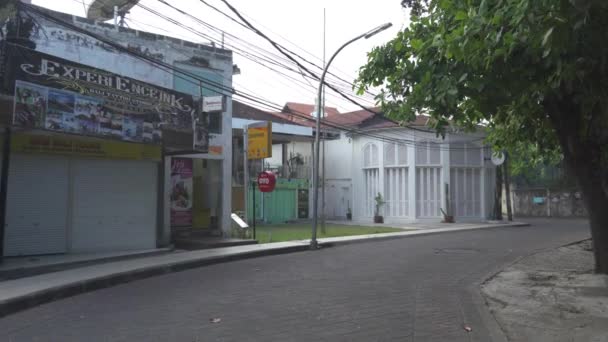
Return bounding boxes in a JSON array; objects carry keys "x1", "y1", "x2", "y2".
[
  {"x1": 324, "y1": 133, "x2": 352, "y2": 180},
  {"x1": 26, "y1": 7, "x2": 234, "y2": 237},
  {"x1": 512, "y1": 187, "x2": 587, "y2": 217}
]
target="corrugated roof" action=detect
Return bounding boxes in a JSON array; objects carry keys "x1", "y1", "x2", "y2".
[
  {"x1": 233, "y1": 101, "x2": 301, "y2": 126},
  {"x1": 282, "y1": 102, "x2": 340, "y2": 117}
]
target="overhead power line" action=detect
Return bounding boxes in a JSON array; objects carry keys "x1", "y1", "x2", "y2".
[
  {"x1": 217, "y1": 0, "x2": 439, "y2": 135},
  {"x1": 15, "y1": 2, "x2": 486, "y2": 150}
]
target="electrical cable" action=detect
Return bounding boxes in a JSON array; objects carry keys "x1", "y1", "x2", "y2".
[{"x1": 15, "y1": 2, "x2": 487, "y2": 150}]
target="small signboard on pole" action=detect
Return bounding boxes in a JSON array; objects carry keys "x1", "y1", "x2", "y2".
[
  {"x1": 247, "y1": 121, "x2": 272, "y2": 159},
  {"x1": 202, "y1": 95, "x2": 225, "y2": 113}
]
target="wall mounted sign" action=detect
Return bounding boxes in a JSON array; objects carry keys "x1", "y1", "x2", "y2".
[
  {"x1": 202, "y1": 95, "x2": 225, "y2": 113},
  {"x1": 247, "y1": 121, "x2": 272, "y2": 159},
  {"x1": 5, "y1": 45, "x2": 198, "y2": 144},
  {"x1": 9, "y1": 132, "x2": 161, "y2": 161},
  {"x1": 532, "y1": 197, "x2": 545, "y2": 205}
]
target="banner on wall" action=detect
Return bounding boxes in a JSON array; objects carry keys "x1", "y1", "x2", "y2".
[
  {"x1": 170, "y1": 158, "x2": 193, "y2": 227},
  {"x1": 5, "y1": 45, "x2": 198, "y2": 144}
]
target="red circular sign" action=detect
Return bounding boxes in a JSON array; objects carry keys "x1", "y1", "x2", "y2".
[{"x1": 257, "y1": 171, "x2": 276, "y2": 192}]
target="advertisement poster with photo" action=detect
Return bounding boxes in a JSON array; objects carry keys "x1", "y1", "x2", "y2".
[
  {"x1": 170, "y1": 158, "x2": 193, "y2": 227},
  {"x1": 6, "y1": 46, "x2": 198, "y2": 144}
]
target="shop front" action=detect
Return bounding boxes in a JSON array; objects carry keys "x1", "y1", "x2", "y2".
[
  {"x1": 169, "y1": 156, "x2": 223, "y2": 234},
  {"x1": 3, "y1": 133, "x2": 161, "y2": 256},
  {"x1": 0, "y1": 45, "x2": 200, "y2": 256}
]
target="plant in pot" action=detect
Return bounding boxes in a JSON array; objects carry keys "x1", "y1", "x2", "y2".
[
  {"x1": 374, "y1": 192, "x2": 385, "y2": 223},
  {"x1": 346, "y1": 205, "x2": 352, "y2": 220}
]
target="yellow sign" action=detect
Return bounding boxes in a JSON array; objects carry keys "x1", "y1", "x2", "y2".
[
  {"x1": 10, "y1": 133, "x2": 162, "y2": 161},
  {"x1": 247, "y1": 121, "x2": 272, "y2": 159}
]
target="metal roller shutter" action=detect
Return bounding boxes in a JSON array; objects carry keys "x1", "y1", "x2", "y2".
[
  {"x1": 71, "y1": 159, "x2": 157, "y2": 253},
  {"x1": 4, "y1": 154, "x2": 69, "y2": 256}
]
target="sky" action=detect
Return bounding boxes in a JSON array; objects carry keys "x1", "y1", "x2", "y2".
[{"x1": 31, "y1": 0, "x2": 408, "y2": 113}]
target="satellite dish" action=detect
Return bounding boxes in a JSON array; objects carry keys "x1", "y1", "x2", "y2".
[
  {"x1": 86, "y1": 0, "x2": 139, "y2": 21},
  {"x1": 491, "y1": 151, "x2": 505, "y2": 166}
]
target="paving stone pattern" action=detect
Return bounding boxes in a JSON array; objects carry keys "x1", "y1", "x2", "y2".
[{"x1": 0, "y1": 219, "x2": 589, "y2": 342}]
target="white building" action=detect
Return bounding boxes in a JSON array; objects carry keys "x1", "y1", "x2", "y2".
[{"x1": 272, "y1": 104, "x2": 496, "y2": 223}]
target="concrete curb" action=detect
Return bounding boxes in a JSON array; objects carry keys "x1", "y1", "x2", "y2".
[
  {"x1": 0, "y1": 248, "x2": 174, "y2": 281},
  {"x1": 319, "y1": 222, "x2": 530, "y2": 248},
  {"x1": 0, "y1": 222, "x2": 528, "y2": 318},
  {"x1": 473, "y1": 236, "x2": 592, "y2": 342}
]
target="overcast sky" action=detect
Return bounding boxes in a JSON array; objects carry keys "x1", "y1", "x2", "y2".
[{"x1": 31, "y1": 0, "x2": 408, "y2": 113}]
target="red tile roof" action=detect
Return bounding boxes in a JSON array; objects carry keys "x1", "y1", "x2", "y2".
[{"x1": 273, "y1": 102, "x2": 431, "y2": 132}]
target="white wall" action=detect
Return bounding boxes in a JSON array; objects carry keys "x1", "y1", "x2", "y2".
[
  {"x1": 266, "y1": 144, "x2": 283, "y2": 166},
  {"x1": 323, "y1": 133, "x2": 352, "y2": 180}
]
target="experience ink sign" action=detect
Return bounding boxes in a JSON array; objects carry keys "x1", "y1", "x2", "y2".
[{"x1": 6, "y1": 45, "x2": 198, "y2": 143}]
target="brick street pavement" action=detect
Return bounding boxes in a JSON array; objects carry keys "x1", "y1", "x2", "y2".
[{"x1": 0, "y1": 219, "x2": 589, "y2": 342}]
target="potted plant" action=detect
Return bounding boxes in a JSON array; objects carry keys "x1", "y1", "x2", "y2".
[
  {"x1": 346, "y1": 206, "x2": 352, "y2": 220},
  {"x1": 374, "y1": 193, "x2": 385, "y2": 223}
]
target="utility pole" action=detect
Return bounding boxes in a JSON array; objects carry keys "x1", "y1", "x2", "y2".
[
  {"x1": 310, "y1": 22, "x2": 392, "y2": 249},
  {"x1": 0, "y1": 127, "x2": 11, "y2": 263},
  {"x1": 494, "y1": 164, "x2": 503, "y2": 220},
  {"x1": 243, "y1": 124, "x2": 249, "y2": 226},
  {"x1": 504, "y1": 152, "x2": 513, "y2": 221},
  {"x1": 320, "y1": 8, "x2": 327, "y2": 235}
]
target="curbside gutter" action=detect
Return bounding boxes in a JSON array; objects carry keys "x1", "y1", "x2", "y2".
[{"x1": 0, "y1": 222, "x2": 529, "y2": 318}]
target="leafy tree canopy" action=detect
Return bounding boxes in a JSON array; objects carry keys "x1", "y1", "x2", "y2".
[
  {"x1": 357, "y1": 0, "x2": 608, "y2": 165},
  {"x1": 357, "y1": 0, "x2": 608, "y2": 273}
]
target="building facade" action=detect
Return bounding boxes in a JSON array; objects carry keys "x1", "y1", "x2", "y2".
[
  {"x1": 0, "y1": 4, "x2": 234, "y2": 256},
  {"x1": 270, "y1": 104, "x2": 497, "y2": 223}
]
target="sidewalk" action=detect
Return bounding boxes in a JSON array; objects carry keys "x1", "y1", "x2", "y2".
[
  {"x1": 482, "y1": 239, "x2": 608, "y2": 341},
  {"x1": 0, "y1": 221, "x2": 527, "y2": 317}
]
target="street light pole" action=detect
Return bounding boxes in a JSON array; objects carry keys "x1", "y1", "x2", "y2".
[{"x1": 310, "y1": 22, "x2": 392, "y2": 249}]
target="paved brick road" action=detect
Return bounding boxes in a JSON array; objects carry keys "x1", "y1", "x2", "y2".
[{"x1": 0, "y1": 219, "x2": 589, "y2": 342}]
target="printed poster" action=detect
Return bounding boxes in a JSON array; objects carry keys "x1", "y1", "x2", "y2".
[
  {"x1": 170, "y1": 158, "x2": 193, "y2": 227},
  {"x1": 6, "y1": 46, "x2": 199, "y2": 144}
]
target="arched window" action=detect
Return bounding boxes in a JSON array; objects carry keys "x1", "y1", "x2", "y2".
[
  {"x1": 384, "y1": 143, "x2": 408, "y2": 166},
  {"x1": 363, "y1": 143, "x2": 379, "y2": 168}
]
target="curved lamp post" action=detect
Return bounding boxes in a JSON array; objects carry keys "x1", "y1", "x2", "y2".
[{"x1": 310, "y1": 22, "x2": 392, "y2": 249}]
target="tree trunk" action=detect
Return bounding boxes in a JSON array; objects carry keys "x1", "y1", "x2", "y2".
[
  {"x1": 580, "y1": 179, "x2": 608, "y2": 274},
  {"x1": 546, "y1": 98, "x2": 608, "y2": 274},
  {"x1": 494, "y1": 165, "x2": 503, "y2": 220},
  {"x1": 504, "y1": 154, "x2": 513, "y2": 221}
]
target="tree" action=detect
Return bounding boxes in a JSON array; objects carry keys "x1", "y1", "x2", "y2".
[{"x1": 357, "y1": 0, "x2": 608, "y2": 273}]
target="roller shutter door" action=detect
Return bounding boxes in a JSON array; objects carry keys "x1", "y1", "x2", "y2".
[
  {"x1": 71, "y1": 159, "x2": 157, "y2": 253},
  {"x1": 4, "y1": 154, "x2": 69, "y2": 256}
]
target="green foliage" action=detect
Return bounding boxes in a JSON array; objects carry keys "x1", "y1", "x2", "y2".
[
  {"x1": 357, "y1": 0, "x2": 608, "y2": 167},
  {"x1": 374, "y1": 192, "x2": 385, "y2": 216}
]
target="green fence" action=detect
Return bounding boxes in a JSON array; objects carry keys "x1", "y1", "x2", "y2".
[{"x1": 247, "y1": 178, "x2": 308, "y2": 224}]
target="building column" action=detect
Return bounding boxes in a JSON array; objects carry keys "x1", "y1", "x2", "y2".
[
  {"x1": 407, "y1": 142, "x2": 416, "y2": 219},
  {"x1": 441, "y1": 137, "x2": 451, "y2": 216},
  {"x1": 162, "y1": 155, "x2": 172, "y2": 245},
  {"x1": 480, "y1": 147, "x2": 486, "y2": 219},
  {"x1": 378, "y1": 142, "x2": 385, "y2": 216}
]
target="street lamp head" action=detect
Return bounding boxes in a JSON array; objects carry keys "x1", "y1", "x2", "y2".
[{"x1": 364, "y1": 22, "x2": 393, "y2": 39}]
